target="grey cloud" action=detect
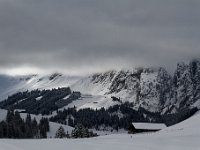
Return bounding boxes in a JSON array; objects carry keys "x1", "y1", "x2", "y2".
[{"x1": 0, "y1": 0, "x2": 200, "y2": 75}]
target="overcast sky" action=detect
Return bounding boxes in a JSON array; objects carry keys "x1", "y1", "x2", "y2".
[{"x1": 0, "y1": 0, "x2": 200, "y2": 75}]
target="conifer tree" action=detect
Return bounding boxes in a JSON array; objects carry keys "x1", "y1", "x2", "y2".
[
  {"x1": 39, "y1": 117, "x2": 50, "y2": 138},
  {"x1": 55, "y1": 126, "x2": 66, "y2": 138}
]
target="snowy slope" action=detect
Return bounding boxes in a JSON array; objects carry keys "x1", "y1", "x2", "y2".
[
  {"x1": 0, "y1": 111, "x2": 200, "y2": 150},
  {"x1": 71, "y1": 71, "x2": 117, "y2": 95},
  {"x1": 0, "y1": 109, "x2": 7, "y2": 121},
  {"x1": 0, "y1": 134, "x2": 199, "y2": 150},
  {"x1": 0, "y1": 73, "x2": 80, "y2": 101},
  {"x1": 60, "y1": 94, "x2": 120, "y2": 110},
  {"x1": 158, "y1": 111, "x2": 200, "y2": 136},
  {"x1": 47, "y1": 122, "x2": 74, "y2": 138}
]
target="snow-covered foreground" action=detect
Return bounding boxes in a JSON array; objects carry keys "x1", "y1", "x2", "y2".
[
  {"x1": 0, "y1": 133, "x2": 199, "y2": 150},
  {"x1": 1, "y1": 111, "x2": 200, "y2": 150}
]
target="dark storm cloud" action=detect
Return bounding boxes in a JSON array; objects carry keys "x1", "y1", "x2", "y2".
[{"x1": 0, "y1": 0, "x2": 200, "y2": 75}]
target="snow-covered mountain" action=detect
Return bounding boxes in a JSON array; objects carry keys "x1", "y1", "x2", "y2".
[
  {"x1": 0, "y1": 59, "x2": 200, "y2": 114},
  {"x1": 71, "y1": 59, "x2": 200, "y2": 113},
  {"x1": 71, "y1": 68, "x2": 173, "y2": 112}
]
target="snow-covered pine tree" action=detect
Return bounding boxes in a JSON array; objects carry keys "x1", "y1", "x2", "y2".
[
  {"x1": 71, "y1": 123, "x2": 97, "y2": 138},
  {"x1": 82, "y1": 128, "x2": 89, "y2": 138},
  {"x1": 55, "y1": 126, "x2": 66, "y2": 138}
]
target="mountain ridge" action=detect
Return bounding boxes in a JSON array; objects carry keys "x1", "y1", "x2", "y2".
[{"x1": 0, "y1": 59, "x2": 200, "y2": 114}]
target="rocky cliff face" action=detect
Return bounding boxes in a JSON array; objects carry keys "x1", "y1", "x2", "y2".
[
  {"x1": 71, "y1": 59, "x2": 200, "y2": 114},
  {"x1": 71, "y1": 67, "x2": 173, "y2": 112}
]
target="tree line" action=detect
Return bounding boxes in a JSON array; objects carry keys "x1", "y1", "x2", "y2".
[
  {"x1": 0, "y1": 88, "x2": 72, "y2": 115},
  {"x1": 55, "y1": 123, "x2": 97, "y2": 139},
  {"x1": 50, "y1": 102, "x2": 198, "y2": 130},
  {"x1": 50, "y1": 102, "x2": 163, "y2": 131},
  {"x1": 0, "y1": 111, "x2": 49, "y2": 138}
]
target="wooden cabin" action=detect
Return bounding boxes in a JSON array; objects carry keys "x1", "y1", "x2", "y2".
[{"x1": 128, "y1": 122, "x2": 166, "y2": 134}]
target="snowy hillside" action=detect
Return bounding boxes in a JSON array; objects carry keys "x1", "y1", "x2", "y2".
[
  {"x1": 60, "y1": 94, "x2": 120, "y2": 110},
  {"x1": 0, "y1": 73, "x2": 80, "y2": 101},
  {"x1": 0, "y1": 111, "x2": 200, "y2": 150},
  {"x1": 159, "y1": 111, "x2": 200, "y2": 136},
  {"x1": 0, "y1": 109, "x2": 7, "y2": 121}
]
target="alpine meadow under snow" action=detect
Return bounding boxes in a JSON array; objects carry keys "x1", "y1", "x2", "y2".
[{"x1": 0, "y1": 111, "x2": 200, "y2": 150}]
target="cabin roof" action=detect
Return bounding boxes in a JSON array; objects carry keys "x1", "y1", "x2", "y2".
[{"x1": 132, "y1": 122, "x2": 166, "y2": 130}]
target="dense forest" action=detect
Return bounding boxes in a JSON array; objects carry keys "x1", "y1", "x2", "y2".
[
  {"x1": 0, "y1": 88, "x2": 80, "y2": 115},
  {"x1": 50, "y1": 102, "x2": 198, "y2": 130},
  {"x1": 0, "y1": 111, "x2": 49, "y2": 138}
]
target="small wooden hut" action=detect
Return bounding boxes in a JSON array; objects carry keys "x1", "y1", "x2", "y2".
[{"x1": 128, "y1": 122, "x2": 166, "y2": 134}]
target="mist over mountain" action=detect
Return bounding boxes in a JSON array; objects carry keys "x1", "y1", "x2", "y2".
[{"x1": 0, "y1": 59, "x2": 200, "y2": 115}]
